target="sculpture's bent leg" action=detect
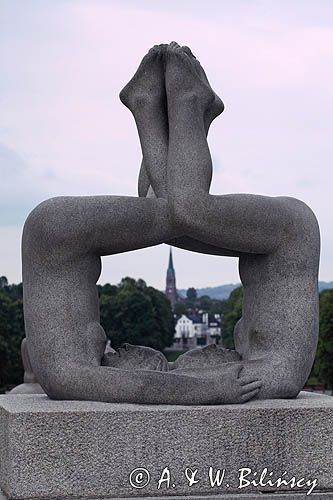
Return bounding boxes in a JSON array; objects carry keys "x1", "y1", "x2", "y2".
[
  {"x1": 22, "y1": 195, "x2": 260, "y2": 404},
  {"x1": 164, "y1": 45, "x2": 320, "y2": 398}
]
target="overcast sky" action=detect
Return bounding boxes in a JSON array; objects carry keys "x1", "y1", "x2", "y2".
[{"x1": 1, "y1": 0, "x2": 333, "y2": 290}]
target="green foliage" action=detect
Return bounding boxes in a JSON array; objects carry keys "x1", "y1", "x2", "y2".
[
  {"x1": 2, "y1": 273, "x2": 333, "y2": 393},
  {"x1": 99, "y1": 277, "x2": 175, "y2": 351},
  {"x1": 315, "y1": 289, "x2": 333, "y2": 389},
  {"x1": 220, "y1": 286, "x2": 243, "y2": 348},
  {"x1": 0, "y1": 276, "x2": 174, "y2": 388},
  {"x1": 199, "y1": 295, "x2": 224, "y2": 315},
  {"x1": 186, "y1": 287, "x2": 197, "y2": 301},
  {"x1": 174, "y1": 293, "x2": 225, "y2": 317},
  {"x1": 0, "y1": 276, "x2": 8, "y2": 288},
  {"x1": 173, "y1": 301, "x2": 187, "y2": 316},
  {"x1": 165, "y1": 350, "x2": 184, "y2": 362},
  {"x1": 0, "y1": 281, "x2": 24, "y2": 387}
]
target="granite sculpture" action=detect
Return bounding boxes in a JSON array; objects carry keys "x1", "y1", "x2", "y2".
[
  {"x1": 22, "y1": 42, "x2": 320, "y2": 404},
  {"x1": 9, "y1": 339, "x2": 44, "y2": 395}
]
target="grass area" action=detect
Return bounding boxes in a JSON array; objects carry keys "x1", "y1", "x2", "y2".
[
  {"x1": 164, "y1": 350, "x2": 184, "y2": 362},
  {"x1": 306, "y1": 376, "x2": 323, "y2": 386}
]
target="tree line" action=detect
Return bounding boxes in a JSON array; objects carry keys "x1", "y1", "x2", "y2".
[
  {"x1": 0, "y1": 276, "x2": 332, "y2": 390},
  {"x1": 220, "y1": 286, "x2": 333, "y2": 389},
  {"x1": 0, "y1": 276, "x2": 174, "y2": 388}
]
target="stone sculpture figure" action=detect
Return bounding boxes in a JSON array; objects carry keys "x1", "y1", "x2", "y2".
[
  {"x1": 9, "y1": 339, "x2": 45, "y2": 394},
  {"x1": 22, "y1": 42, "x2": 320, "y2": 405}
]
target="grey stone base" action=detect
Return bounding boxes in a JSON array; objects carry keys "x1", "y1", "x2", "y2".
[
  {"x1": 2, "y1": 492, "x2": 333, "y2": 500},
  {"x1": 1, "y1": 392, "x2": 333, "y2": 499}
]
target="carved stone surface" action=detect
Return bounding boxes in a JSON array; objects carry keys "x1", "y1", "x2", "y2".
[
  {"x1": 0, "y1": 392, "x2": 332, "y2": 499},
  {"x1": 21, "y1": 42, "x2": 320, "y2": 404},
  {"x1": 3, "y1": 491, "x2": 333, "y2": 500},
  {"x1": 9, "y1": 338, "x2": 45, "y2": 394}
]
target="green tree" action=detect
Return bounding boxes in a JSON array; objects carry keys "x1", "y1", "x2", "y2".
[
  {"x1": 173, "y1": 301, "x2": 187, "y2": 316},
  {"x1": 315, "y1": 289, "x2": 333, "y2": 390},
  {"x1": 0, "y1": 276, "x2": 8, "y2": 288},
  {"x1": 186, "y1": 287, "x2": 197, "y2": 301},
  {"x1": 175, "y1": 291, "x2": 225, "y2": 318},
  {"x1": 0, "y1": 285, "x2": 24, "y2": 387},
  {"x1": 220, "y1": 286, "x2": 243, "y2": 348},
  {"x1": 0, "y1": 275, "x2": 175, "y2": 388},
  {"x1": 198, "y1": 295, "x2": 224, "y2": 315},
  {"x1": 100, "y1": 277, "x2": 175, "y2": 351}
]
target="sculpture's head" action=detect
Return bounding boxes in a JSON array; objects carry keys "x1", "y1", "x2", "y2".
[
  {"x1": 102, "y1": 343, "x2": 169, "y2": 371},
  {"x1": 173, "y1": 344, "x2": 241, "y2": 370}
]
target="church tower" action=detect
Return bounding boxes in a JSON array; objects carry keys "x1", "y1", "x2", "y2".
[{"x1": 165, "y1": 248, "x2": 178, "y2": 307}]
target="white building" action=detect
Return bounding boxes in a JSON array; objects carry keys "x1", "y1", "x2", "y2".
[{"x1": 173, "y1": 312, "x2": 222, "y2": 349}]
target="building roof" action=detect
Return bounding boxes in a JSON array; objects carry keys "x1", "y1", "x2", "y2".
[
  {"x1": 178, "y1": 313, "x2": 221, "y2": 326},
  {"x1": 186, "y1": 314, "x2": 202, "y2": 324}
]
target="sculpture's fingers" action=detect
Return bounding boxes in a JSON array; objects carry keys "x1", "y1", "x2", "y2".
[
  {"x1": 161, "y1": 355, "x2": 169, "y2": 372},
  {"x1": 153, "y1": 354, "x2": 168, "y2": 372},
  {"x1": 241, "y1": 388, "x2": 261, "y2": 402},
  {"x1": 235, "y1": 365, "x2": 244, "y2": 378},
  {"x1": 241, "y1": 381, "x2": 262, "y2": 394},
  {"x1": 238, "y1": 376, "x2": 261, "y2": 386}
]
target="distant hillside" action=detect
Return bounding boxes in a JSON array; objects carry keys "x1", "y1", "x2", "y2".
[
  {"x1": 319, "y1": 281, "x2": 333, "y2": 292},
  {"x1": 178, "y1": 284, "x2": 239, "y2": 301},
  {"x1": 179, "y1": 281, "x2": 333, "y2": 301}
]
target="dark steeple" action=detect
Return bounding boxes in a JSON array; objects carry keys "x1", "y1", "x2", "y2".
[
  {"x1": 167, "y1": 248, "x2": 174, "y2": 273},
  {"x1": 165, "y1": 248, "x2": 178, "y2": 307}
]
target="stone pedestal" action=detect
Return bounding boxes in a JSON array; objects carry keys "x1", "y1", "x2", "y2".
[{"x1": 1, "y1": 392, "x2": 333, "y2": 499}]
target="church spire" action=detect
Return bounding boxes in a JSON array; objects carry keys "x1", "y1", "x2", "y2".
[
  {"x1": 167, "y1": 248, "x2": 174, "y2": 272},
  {"x1": 165, "y1": 247, "x2": 177, "y2": 307}
]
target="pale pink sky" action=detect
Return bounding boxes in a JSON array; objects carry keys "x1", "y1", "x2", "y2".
[{"x1": 1, "y1": 0, "x2": 333, "y2": 289}]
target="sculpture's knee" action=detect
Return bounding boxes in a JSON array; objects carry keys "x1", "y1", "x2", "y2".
[
  {"x1": 282, "y1": 197, "x2": 320, "y2": 247},
  {"x1": 23, "y1": 197, "x2": 74, "y2": 250},
  {"x1": 259, "y1": 360, "x2": 305, "y2": 400},
  {"x1": 271, "y1": 378, "x2": 301, "y2": 399},
  {"x1": 24, "y1": 198, "x2": 59, "y2": 244},
  {"x1": 43, "y1": 363, "x2": 81, "y2": 400}
]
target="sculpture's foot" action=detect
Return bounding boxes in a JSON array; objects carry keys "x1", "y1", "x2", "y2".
[
  {"x1": 102, "y1": 343, "x2": 169, "y2": 371},
  {"x1": 166, "y1": 41, "x2": 224, "y2": 126},
  {"x1": 119, "y1": 44, "x2": 167, "y2": 112},
  {"x1": 173, "y1": 344, "x2": 241, "y2": 370}
]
